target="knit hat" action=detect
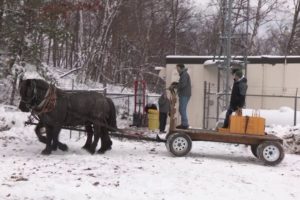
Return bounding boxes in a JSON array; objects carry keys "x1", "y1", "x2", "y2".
[
  {"x1": 176, "y1": 63, "x2": 185, "y2": 69},
  {"x1": 235, "y1": 70, "x2": 243, "y2": 78}
]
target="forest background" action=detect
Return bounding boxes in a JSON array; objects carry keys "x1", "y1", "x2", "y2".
[{"x1": 0, "y1": 0, "x2": 299, "y2": 101}]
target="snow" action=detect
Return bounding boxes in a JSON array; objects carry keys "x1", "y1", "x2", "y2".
[{"x1": 1, "y1": 106, "x2": 300, "y2": 200}]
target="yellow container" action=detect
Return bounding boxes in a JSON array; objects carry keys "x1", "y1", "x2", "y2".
[
  {"x1": 229, "y1": 115, "x2": 265, "y2": 135},
  {"x1": 148, "y1": 109, "x2": 159, "y2": 131}
]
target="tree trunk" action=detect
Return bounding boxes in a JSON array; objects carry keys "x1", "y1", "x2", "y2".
[
  {"x1": 0, "y1": 0, "x2": 4, "y2": 33},
  {"x1": 286, "y1": 0, "x2": 300, "y2": 54},
  {"x1": 47, "y1": 38, "x2": 52, "y2": 65},
  {"x1": 9, "y1": 64, "x2": 18, "y2": 105},
  {"x1": 171, "y1": 0, "x2": 179, "y2": 54},
  {"x1": 52, "y1": 35, "x2": 57, "y2": 67}
]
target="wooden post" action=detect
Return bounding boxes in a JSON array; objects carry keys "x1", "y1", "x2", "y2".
[
  {"x1": 9, "y1": 69, "x2": 19, "y2": 105},
  {"x1": 169, "y1": 88, "x2": 177, "y2": 132},
  {"x1": 127, "y1": 95, "x2": 130, "y2": 116},
  {"x1": 70, "y1": 79, "x2": 74, "y2": 139},
  {"x1": 203, "y1": 81, "x2": 207, "y2": 129},
  {"x1": 104, "y1": 81, "x2": 107, "y2": 96},
  {"x1": 294, "y1": 88, "x2": 298, "y2": 126},
  {"x1": 207, "y1": 82, "x2": 211, "y2": 128}
]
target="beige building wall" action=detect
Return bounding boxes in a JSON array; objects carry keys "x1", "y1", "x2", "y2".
[
  {"x1": 165, "y1": 56, "x2": 300, "y2": 128},
  {"x1": 247, "y1": 63, "x2": 299, "y2": 110}
]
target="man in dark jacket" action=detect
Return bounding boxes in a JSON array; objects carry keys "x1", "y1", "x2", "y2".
[
  {"x1": 222, "y1": 69, "x2": 248, "y2": 128},
  {"x1": 158, "y1": 91, "x2": 170, "y2": 132},
  {"x1": 175, "y1": 63, "x2": 191, "y2": 129}
]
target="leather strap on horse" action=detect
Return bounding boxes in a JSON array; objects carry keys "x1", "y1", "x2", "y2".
[{"x1": 34, "y1": 84, "x2": 57, "y2": 115}]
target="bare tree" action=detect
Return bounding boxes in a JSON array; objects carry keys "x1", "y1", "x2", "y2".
[
  {"x1": 248, "y1": 0, "x2": 280, "y2": 54},
  {"x1": 286, "y1": 0, "x2": 300, "y2": 54}
]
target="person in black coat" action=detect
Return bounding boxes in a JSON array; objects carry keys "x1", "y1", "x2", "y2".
[
  {"x1": 158, "y1": 91, "x2": 170, "y2": 133},
  {"x1": 222, "y1": 69, "x2": 248, "y2": 128}
]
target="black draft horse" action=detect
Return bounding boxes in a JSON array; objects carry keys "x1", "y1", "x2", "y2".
[{"x1": 18, "y1": 79, "x2": 117, "y2": 155}]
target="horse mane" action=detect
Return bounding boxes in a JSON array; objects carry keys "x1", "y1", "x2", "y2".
[{"x1": 32, "y1": 79, "x2": 50, "y2": 91}]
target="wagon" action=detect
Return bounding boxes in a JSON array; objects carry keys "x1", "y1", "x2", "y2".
[
  {"x1": 165, "y1": 88, "x2": 285, "y2": 166},
  {"x1": 24, "y1": 87, "x2": 285, "y2": 166}
]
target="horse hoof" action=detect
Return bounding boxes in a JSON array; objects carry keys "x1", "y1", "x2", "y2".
[
  {"x1": 82, "y1": 145, "x2": 90, "y2": 150},
  {"x1": 41, "y1": 149, "x2": 51, "y2": 155},
  {"x1": 38, "y1": 136, "x2": 47, "y2": 144},
  {"x1": 98, "y1": 146, "x2": 112, "y2": 154},
  {"x1": 52, "y1": 145, "x2": 58, "y2": 151},
  {"x1": 97, "y1": 149, "x2": 106, "y2": 154},
  {"x1": 59, "y1": 144, "x2": 68, "y2": 151},
  {"x1": 87, "y1": 148, "x2": 95, "y2": 155}
]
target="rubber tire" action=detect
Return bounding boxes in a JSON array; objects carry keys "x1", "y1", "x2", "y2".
[
  {"x1": 165, "y1": 139, "x2": 170, "y2": 152},
  {"x1": 166, "y1": 133, "x2": 192, "y2": 157},
  {"x1": 165, "y1": 133, "x2": 172, "y2": 152},
  {"x1": 257, "y1": 141, "x2": 285, "y2": 166},
  {"x1": 250, "y1": 145, "x2": 258, "y2": 158}
]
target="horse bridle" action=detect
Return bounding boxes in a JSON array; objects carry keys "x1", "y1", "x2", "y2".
[
  {"x1": 21, "y1": 80, "x2": 57, "y2": 114},
  {"x1": 21, "y1": 80, "x2": 38, "y2": 109}
]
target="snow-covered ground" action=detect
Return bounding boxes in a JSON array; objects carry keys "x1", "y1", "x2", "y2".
[{"x1": 1, "y1": 107, "x2": 300, "y2": 200}]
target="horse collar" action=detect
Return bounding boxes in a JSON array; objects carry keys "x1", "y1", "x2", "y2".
[{"x1": 33, "y1": 84, "x2": 57, "y2": 114}]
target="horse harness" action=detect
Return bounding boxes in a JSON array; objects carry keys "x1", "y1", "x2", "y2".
[
  {"x1": 34, "y1": 84, "x2": 57, "y2": 115},
  {"x1": 21, "y1": 81, "x2": 57, "y2": 115}
]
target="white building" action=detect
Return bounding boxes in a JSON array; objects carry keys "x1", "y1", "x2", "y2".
[{"x1": 163, "y1": 55, "x2": 300, "y2": 128}]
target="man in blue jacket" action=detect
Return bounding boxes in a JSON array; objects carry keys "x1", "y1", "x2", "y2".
[{"x1": 174, "y1": 64, "x2": 191, "y2": 129}]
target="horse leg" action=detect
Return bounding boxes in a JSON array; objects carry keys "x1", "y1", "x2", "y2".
[
  {"x1": 88, "y1": 124, "x2": 101, "y2": 154},
  {"x1": 57, "y1": 141, "x2": 68, "y2": 151},
  {"x1": 35, "y1": 122, "x2": 67, "y2": 151},
  {"x1": 98, "y1": 127, "x2": 112, "y2": 154},
  {"x1": 82, "y1": 123, "x2": 93, "y2": 151},
  {"x1": 51, "y1": 127, "x2": 68, "y2": 152},
  {"x1": 35, "y1": 122, "x2": 47, "y2": 144},
  {"x1": 41, "y1": 126, "x2": 53, "y2": 155}
]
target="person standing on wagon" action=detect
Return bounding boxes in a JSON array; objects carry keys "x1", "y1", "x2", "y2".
[
  {"x1": 222, "y1": 69, "x2": 248, "y2": 128},
  {"x1": 158, "y1": 91, "x2": 170, "y2": 133},
  {"x1": 173, "y1": 63, "x2": 191, "y2": 129}
]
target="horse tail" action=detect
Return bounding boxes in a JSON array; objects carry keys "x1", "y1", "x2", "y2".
[{"x1": 106, "y1": 97, "x2": 117, "y2": 131}]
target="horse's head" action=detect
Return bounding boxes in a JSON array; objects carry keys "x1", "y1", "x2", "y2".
[{"x1": 18, "y1": 79, "x2": 48, "y2": 112}]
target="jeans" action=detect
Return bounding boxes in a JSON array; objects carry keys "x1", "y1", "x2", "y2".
[
  {"x1": 223, "y1": 107, "x2": 234, "y2": 128},
  {"x1": 178, "y1": 96, "x2": 190, "y2": 126}
]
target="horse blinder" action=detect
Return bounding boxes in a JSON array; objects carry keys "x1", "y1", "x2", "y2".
[{"x1": 19, "y1": 80, "x2": 38, "y2": 111}]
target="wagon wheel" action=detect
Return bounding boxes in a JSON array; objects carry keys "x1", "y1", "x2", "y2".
[
  {"x1": 165, "y1": 134, "x2": 171, "y2": 152},
  {"x1": 166, "y1": 133, "x2": 192, "y2": 157},
  {"x1": 257, "y1": 141, "x2": 285, "y2": 166},
  {"x1": 250, "y1": 145, "x2": 258, "y2": 158}
]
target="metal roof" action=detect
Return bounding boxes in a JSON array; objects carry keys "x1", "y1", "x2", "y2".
[{"x1": 166, "y1": 55, "x2": 300, "y2": 65}]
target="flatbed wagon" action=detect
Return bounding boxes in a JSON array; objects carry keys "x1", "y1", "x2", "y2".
[
  {"x1": 165, "y1": 128, "x2": 284, "y2": 166},
  {"x1": 165, "y1": 88, "x2": 285, "y2": 166}
]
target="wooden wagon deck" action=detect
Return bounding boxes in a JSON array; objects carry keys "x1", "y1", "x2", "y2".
[{"x1": 169, "y1": 128, "x2": 282, "y2": 145}]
